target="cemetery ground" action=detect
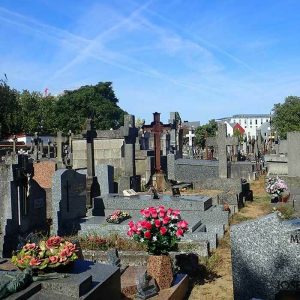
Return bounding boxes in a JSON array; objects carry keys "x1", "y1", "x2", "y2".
[{"x1": 188, "y1": 176, "x2": 294, "y2": 300}]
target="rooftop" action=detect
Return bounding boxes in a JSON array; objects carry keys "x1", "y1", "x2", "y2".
[{"x1": 232, "y1": 114, "x2": 271, "y2": 118}]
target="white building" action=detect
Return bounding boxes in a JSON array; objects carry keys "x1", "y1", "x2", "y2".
[{"x1": 218, "y1": 114, "x2": 271, "y2": 138}]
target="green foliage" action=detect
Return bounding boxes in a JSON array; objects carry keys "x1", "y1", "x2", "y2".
[
  {"x1": 272, "y1": 96, "x2": 300, "y2": 139},
  {"x1": 0, "y1": 80, "x2": 20, "y2": 137},
  {"x1": 55, "y1": 82, "x2": 126, "y2": 133},
  {"x1": 195, "y1": 119, "x2": 218, "y2": 148},
  {"x1": 18, "y1": 91, "x2": 57, "y2": 135},
  {"x1": 0, "y1": 81, "x2": 127, "y2": 136},
  {"x1": 233, "y1": 128, "x2": 244, "y2": 143}
]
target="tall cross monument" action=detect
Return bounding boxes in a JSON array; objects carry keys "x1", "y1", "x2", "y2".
[{"x1": 143, "y1": 112, "x2": 171, "y2": 190}]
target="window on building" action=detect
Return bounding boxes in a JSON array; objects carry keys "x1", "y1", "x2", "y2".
[
  {"x1": 244, "y1": 119, "x2": 247, "y2": 124},
  {"x1": 250, "y1": 120, "x2": 252, "y2": 125},
  {"x1": 255, "y1": 119, "x2": 257, "y2": 125},
  {"x1": 245, "y1": 126, "x2": 247, "y2": 128}
]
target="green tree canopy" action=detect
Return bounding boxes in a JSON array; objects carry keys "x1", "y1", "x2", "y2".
[
  {"x1": 55, "y1": 82, "x2": 127, "y2": 133},
  {"x1": 272, "y1": 96, "x2": 300, "y2": 139},
  {"x1": 0, "y1": 80, "x2": 20, "y2": 137},
  {"x1": 18, "y1": 90, "x2": 57, "y2": 135},
  {"x1": 195, "y1": 119, "x2": 218, "y2": 148}
]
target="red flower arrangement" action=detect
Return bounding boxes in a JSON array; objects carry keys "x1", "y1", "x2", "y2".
[
  {"x1": 11, "y1": 236, "x2": 78, "y2": 270},
  {"x1": 127, "y1": 205, "x2": 188, "y2": 255}
]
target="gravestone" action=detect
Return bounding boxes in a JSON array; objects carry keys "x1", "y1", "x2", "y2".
[
  {"x1": 95, "y1": 164, "x2": 114, "y2": 195},
  {"x1": 119, "y1": 114, "x2": 139, "y2": 192},
  {"x1": 231, "y1": 213, "x2": 300, "y2": 300},
  {"x1": 288, "y1": 131, "x2": 300, "y2": 177},
  {"x1": 1, "y1": 260, "x2": 121, "y2": 299},
  {"x1": 206, "y1": 123, "x2": 238, "y2": 178},
  {"x1": 0, "y1": 155, "x2": 47, "y2": 258},
  {"x1": 56, "y1": 131, "x2": 63, "y2": 168},
  {"x1": 52, "y1": 169, "x2": 86, "y2": 236}
]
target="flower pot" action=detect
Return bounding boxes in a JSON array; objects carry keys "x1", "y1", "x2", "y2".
[
  {"x1": 280, "y1": 191, "x2": 290, "y2": 203},
  {"x1": 146, "y1": 254, "x2": 173, "y2": 290}
]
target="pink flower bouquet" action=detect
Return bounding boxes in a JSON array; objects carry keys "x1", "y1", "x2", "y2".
[
  {"x1": 127, "y1": 205, "x2": 188, "y2": 255},
  {"x1": 106, "y1": 210, "x2": 131, "y2": 224},
  {"x1": 11, "y1": 236, "x2": 78, "y2": 270}
]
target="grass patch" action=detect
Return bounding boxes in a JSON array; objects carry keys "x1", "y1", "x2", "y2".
[
  {"x1": 199, "y1": 252, "x2": 223, "y2": 275},
  {"x1": 230, "y1": 214, "x2": 254, "y2": 225},
  {"x1": 274, "y1": 204, "x2": 295, "y2": 220}
]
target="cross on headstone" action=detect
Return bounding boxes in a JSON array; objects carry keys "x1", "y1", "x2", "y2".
[
  {"x1": 47, "y1": 139, "x2": 51, "y2": 158},
  {"x1": 185, "y1": 128, "x2": 195, "y2": 159},
  {"x1": 206, "y1": 123, "x2": 238, "y2": 178},
  {"x1": 56, "y1": 131, "x2": 63, "y2": 166},
  {"x1": 186, "y1": 128, "x2": 195, "y2": 147},
  {"x1": 143, "y1": 112, "x2": 171, "y2": 173},
  {"x1": 33, "y1": 132, "x2": 39, "y2": 162},
  {"x1": 12, "y1": 134, "x2": 17, "y2": 154},
  {"x1": 86, "y1": 118, "x2": 97, "y2": 208}
]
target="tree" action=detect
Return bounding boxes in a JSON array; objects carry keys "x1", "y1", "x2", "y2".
[
  {"x1": 18, "y1": 91, "x2": 57, "y2": 135},
  {"x1": 0, "y1": 79, "x2": 20, "y2": 137},
  {"x1": 233, "y1": 128, "x2": 244, "y2": 143},
  {"x1": 195, "y1": 119, "x2": 218, "y2": 148},
  {"x1": 272, "y1": 96, "x2": 300, "y2": 139},
  {"x1": 55, "y1": 82, "x2": 126, "y2": 133}
]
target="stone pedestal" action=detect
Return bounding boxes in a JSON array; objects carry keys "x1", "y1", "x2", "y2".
[{"x1": 147, "y1": 255, "x2": 173, "y2": 290}]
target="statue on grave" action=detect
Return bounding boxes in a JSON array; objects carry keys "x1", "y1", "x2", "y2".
[
  {"x1": 136, "y1": 271, "x2": 158, "y2": 300},
  {"x1": 0, "y1": 268, "x2": 69, "y2": 299},
  {"x1": 0, "y1": 268, "x2": 33, "y2": 299},
  {"x1": 107, "y1": 249, "x2": 121, "y2": 268}
]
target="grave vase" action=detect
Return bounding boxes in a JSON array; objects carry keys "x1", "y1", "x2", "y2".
[
  {"x1": 146, "y1": 254, "x2": 173, "y2": 290},
  {"x1": 280, "y1": 191, "x2": 290, "y2": 203}
]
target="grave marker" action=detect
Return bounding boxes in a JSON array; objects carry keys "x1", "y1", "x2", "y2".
[
  {"x1": 231, "y1": 213, "x2": 300, "y2": 300},
  {"x1": 206, "y1": 123, "x2": 238, "y2": 178}
]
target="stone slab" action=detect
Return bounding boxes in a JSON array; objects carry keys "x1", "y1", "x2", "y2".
[
  {"x1": 231, "y1": 213, "x2": 300, "y2": 300},
  {"x1": 6, "y1": 260, "x2": 121, "y2": 300}
]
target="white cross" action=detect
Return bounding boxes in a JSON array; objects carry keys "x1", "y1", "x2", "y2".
[{"x1": 186, "y1": 129, "x2": 195, "y2": 147}]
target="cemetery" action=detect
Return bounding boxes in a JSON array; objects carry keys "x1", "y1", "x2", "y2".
[
  {"x1": 1, "y1": 100, "x2": 299, "y2": 300},
  {"x1": 1, "y1": 0, "x2": 300, "y2": 290}
]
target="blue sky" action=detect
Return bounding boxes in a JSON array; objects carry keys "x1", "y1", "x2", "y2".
[{"x1": 1, "y1": 0, "x2": 300, "y2": 124}]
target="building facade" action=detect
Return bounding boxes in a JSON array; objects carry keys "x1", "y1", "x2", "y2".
[{"x1": 218, "y1": 114, "x2": 271, "y2": 138}]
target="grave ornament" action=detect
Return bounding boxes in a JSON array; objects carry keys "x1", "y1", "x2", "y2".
[{"x1": 136, "y1": 271, "x2": 158, "y2": 300}]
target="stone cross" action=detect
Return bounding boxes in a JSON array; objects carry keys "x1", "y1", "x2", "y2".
[
  {"x1": 206, "y1": 123, "x2": 238, "y2": 178},
  {"x1": 122, "y1": 114, "x2": 138, "y2": 177},
  {"x1": 256, "y1": 129, "x2": 262, "y2": 156},
  {"x1": 143, "y1": 112, "x2": 171, "y2": 173},
  {"x1": 56, "y1": 131, "x2": 63, "y2": 166},
  {"x1": 12, "y1": 135, "x2": 17, "y2": 154},
  {"x1": 186, "y1": 128, "x2": 195, "y2": 147},
  {"x1": 47, "y1": 139, "x2": 51, "y2": 158},
  {"x1": 86, "y1": 118, "x2": 97, "y2": 208},
  {"x1": 33, "y1": 132, "x2": 39, "y2": 162},
  {"x1": 185, "y1": 128, "x2": 195, "y2": 159}
]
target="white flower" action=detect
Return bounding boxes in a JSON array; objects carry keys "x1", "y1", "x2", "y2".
[
  {"x1": 140, "y1": 238, "x2": 144, "y2": 242},
  {"x1": 152, "y1": 236, "x2": 157, "y2": 241}
]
